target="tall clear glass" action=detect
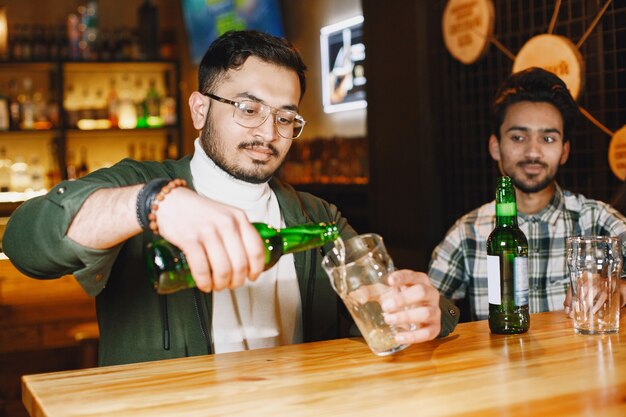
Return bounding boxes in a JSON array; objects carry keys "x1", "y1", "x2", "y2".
[
  {"x1": 322, "y1": 233, "x2": 412, "y2": 356},
  {"x1": 567, "y1": 236, "x2": 622, "y2": 334}
]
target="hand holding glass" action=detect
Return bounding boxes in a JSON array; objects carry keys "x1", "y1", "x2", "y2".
[
  {"x1": 566, "y1": 236, "x2": 622, "y2": 334},
  {"x1": 322, "y1": 234, "x2": 413, "y2": 356}
]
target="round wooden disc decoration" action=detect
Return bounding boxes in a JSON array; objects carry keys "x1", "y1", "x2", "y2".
[
  {"x1": 442, "y1": 0, "x2": 495, "y2": 65},
  {"x1": 608, "y1": 126, "x2": 626, "y2": 180},
  {"x1": 512, "y1": 34, "x2": 585, "y2": 100}
]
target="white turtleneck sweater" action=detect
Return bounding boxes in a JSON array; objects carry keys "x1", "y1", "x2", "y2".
[{"x1": 189, "y1": 139, "x2": 302, "y2": 353}]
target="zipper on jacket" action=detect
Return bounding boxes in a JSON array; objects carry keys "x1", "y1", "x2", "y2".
[
  {"x1": 193, "y1": 288, "x2": 212, "y2": 354},
  {"x1": 159, "y1": 295, "x2": 170, "y2": 350}
]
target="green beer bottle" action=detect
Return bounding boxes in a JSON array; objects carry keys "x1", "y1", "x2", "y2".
[
  {"x1": 147, "y1": 222, "x2": 340, "y2": 294},
  {"x1": 487, "y1": 176, "x2": 530, "y2": 334}
]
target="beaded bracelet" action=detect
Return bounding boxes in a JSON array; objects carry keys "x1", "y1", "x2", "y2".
[{"x1": 147, "y1": 178, "x2": 188, "y2": 235}]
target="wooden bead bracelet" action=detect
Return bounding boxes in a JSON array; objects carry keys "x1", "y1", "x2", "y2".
[{"x1": 147, "y1": 178, "x2": 188, "y2": 235}]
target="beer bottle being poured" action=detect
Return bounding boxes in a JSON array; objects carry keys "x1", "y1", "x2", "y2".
[{"x1": 147, "y1": 222, "x2": 340, "y2": 294}]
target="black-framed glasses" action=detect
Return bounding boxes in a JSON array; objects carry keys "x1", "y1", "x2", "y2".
[{"x1": 203, "y1": 93, "x2": 306, "y2": 139}]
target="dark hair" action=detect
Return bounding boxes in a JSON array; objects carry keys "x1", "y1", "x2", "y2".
[
  {"x1": 198, "y1": 30, "x2": 307, "y2": 100},
  {"x1": 489, "y1": 67, "x2": 579, "y2": 141}
]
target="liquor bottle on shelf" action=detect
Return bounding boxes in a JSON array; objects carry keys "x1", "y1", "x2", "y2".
[
  {"x1": 47, "y1": 26, "x2": 60, "y2": 61},
  {"x1": 21, "y1": 25, "x2": 33, "y2": 61},
  {"x1": 147, "y1": 222, "x2": 340, "y2": 294},
  {"x1": 159, "y1": 29, "x2": 177, "y2": 60},
  {"x1": 19, "y1": 78, "x2": 35, "y2": 130},
  {"x1": 99, "y1": 31, "x2": 114, "y2": 61},
  {"x1": 134, "y1": 77, "x2": 148, "y2": 128},
  {"x1": 0, "y1": 147, "x2": 12, "y2": 192},
  {"x1": 28, "y1": 156, "x2": 46, "y2": 191},
  {"x1": 137, "y1": 0, "x2": 159, "y2": 60},
  {"x1": 487, "y1": 176, "x2": 530, "y2": 334},
  {"x1": 10, "y1": 24, "x2": 24, "y2": 61},
  {"x1": 107, "y1": 78, "x2": 119, "y2": 128},
  {"x1": 65, "y1": 83, "x2": 80, "y2": 128},
  {"x1": 160, "y1": 71, "x2": 176, "y2": 126},
  {"x1": 8, "y1": 79, "x2": 21, "y2": 130},
  {"x1": 32, "y1": 90, "x2": 51, "y2": 130},
  {"x1": 57, "y1": 24, "x2": 69, "y2": 60},
  {"x1": 47, "y1": 97, "x2": 59, "y2": 129},
  {"x1": 115, "y1": 27, "x2": 132, "y2": 60},
  {"x1": 32, "y1": 25, "x2": 48, "y2": 61},
  {"x1": 144, "y1": 78, "x2": 162, "y2": 127},
  {"x1": 160, "y1": 95, "x2": 176, "y2": 126},
  {"x1": 77, "y1": 87, "x2": 94, "y2": 122},
  {"x1": 93, "y1": 88, "x2": 107, "y2": 121},
  {"x1": 80, "y1": 0, "x2": 99, "y2": 61},
  {"x1": 10, "y1": 155, "x2": 31, "y2": 192},
  {"x1": 67, "y1": 13, "x2": 81, "y2": 61},
  {"x1": 117, "y1": 88, "x2": 137, "y2": 129}
]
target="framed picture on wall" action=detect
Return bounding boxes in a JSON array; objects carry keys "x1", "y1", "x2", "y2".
[{"x1": 320, "y1": 16, "x2": 367, "y2": 114}]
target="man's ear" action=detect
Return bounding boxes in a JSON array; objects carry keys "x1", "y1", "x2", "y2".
[
  {"x1": 488, "y1": 134, "x2": 501, "y2": 161},
  {"x1": 560, "y1": 140, "x2": 571, "y2": 165},
  {"x1": 189, "y1": 91, "x2": 209, "y2": 130}
]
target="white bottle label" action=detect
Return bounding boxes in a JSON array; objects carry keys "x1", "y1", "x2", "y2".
[
  {"x1": 487, "y1": 255, "x2": 501, "y2": 304},
  {"x1": 514, "y1": 257, "x2": 529, "y2": 306}
]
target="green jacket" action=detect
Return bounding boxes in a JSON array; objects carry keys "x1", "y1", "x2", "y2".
[{"x1": 4, "y1": 157, "x2": 459, "y2": 366}]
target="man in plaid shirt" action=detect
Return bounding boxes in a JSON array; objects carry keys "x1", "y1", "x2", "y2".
[{"x1": 428, "y1": 67, "x2": 626, "y2": 321}]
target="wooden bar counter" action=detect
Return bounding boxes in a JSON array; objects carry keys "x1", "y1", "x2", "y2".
[{"x1": 22, "y1": 311, "x2": 626, "y2": 417}]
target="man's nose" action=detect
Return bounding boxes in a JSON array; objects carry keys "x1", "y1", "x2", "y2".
[
  {"x1": 255, "y1": 114, "x2": 278, "y2": 142},
  {"x1": 525, "y1": 136, "x2": 543, "y2": 158}
]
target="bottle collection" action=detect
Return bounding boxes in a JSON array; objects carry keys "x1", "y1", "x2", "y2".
[
  {"x1": 279, "y1": 136, "x2": 369, "y2": 185},
  {"x1": 0, "y1": 77, "x2": 57, "y2": 131},
  {"x1": 0, "y1": 145, "x2": 53, "y2": 193},
  {"x1": 0, "y1": 2, "x2": 181, "y2": 196},
  {"x1": 65, "y1": 74, "x2": 177, "y2": 130},
  {"x1": 5, "y1": 1, "x2": 174, "y2": 63},
  {"x1": 0, "y1": 72, "x2": 177, "y2": 132}
]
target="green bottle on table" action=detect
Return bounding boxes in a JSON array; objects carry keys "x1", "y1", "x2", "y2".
[
  {"x1": 487, "y1": 176, "x2": 530, "y2": 334},
  {"x1": 147, "y1": 222, "x2": 340, "y2": 294}
]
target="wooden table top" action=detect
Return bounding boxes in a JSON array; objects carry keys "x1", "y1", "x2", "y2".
[{"x1": 22, "y1": 311, "x2": 626, "y2": 417}]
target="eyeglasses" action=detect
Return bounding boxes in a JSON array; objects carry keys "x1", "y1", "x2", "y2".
[{"x1": 203, "y1": 93, "x2": 306, "y2": 139}]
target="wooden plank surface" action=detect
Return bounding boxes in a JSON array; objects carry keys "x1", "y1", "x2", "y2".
[{"x1": 21, "y1": 311, "x2": 626, "y2": 417}]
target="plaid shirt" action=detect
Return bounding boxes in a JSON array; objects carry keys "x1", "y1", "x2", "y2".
[{"x1": 428, "y1": 184, "x2": 626, "y2": 321}]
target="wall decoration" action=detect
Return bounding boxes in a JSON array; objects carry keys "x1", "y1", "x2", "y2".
[
  {"x1": 442, "y1": 0, "x2": 495, "y2": 65},
  {"x1": 608, "y1": 127, "x2": 626, "y2": 180},
  {"x1": 512, "y1": 34, "x2": 584, "y2": 100},
  {"x1": 443, "y1": 0, "x2": 624, "y2": 179},
  {"x1": 320, "y1": 16, "x2": 367, "y2": 114}
]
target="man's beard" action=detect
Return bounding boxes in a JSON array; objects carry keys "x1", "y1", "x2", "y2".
[
  {"x1": 199, "y1": 117, "x2": 280, "y2": 184},
  {"x1": 508, "y1": 159, "x2": 555, "y2": 194}
]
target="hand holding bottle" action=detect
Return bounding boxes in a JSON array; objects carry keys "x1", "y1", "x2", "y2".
[{"x1": 153, "y1": 186, "x2": 266, "y2": 292}]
